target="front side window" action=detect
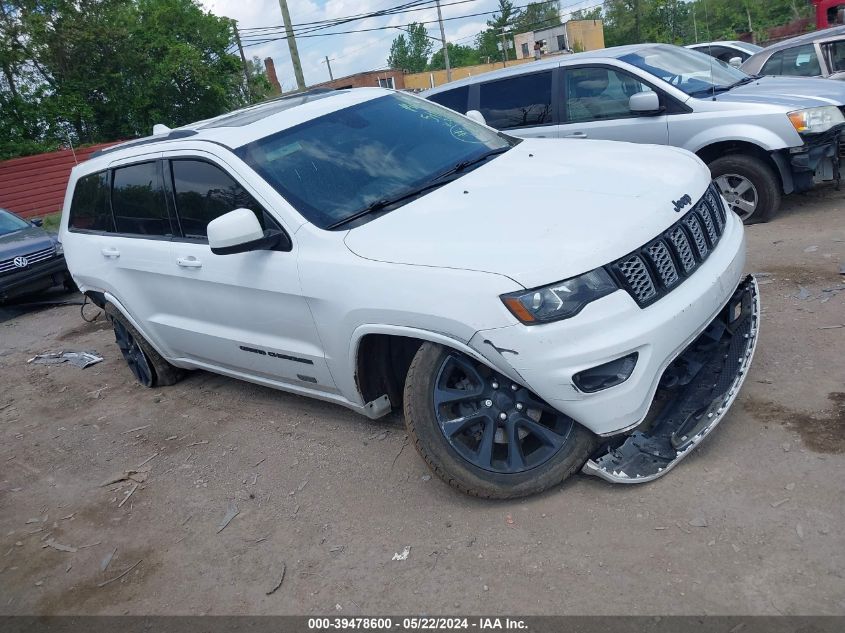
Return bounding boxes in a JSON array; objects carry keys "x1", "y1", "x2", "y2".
[
  {"x1": 0, "y1": 208, "x2": 31, "y2": 236},
  {"x1": 428, "y1": 85, "x2": 469, "y2": 113},
  {"x1": 566, "y1": 66, "x2": 655, "y2": 122},
  {"x1": 69, "y1": 171, "x2": 114, "y2": 232},
  {"x1": 237, "y1": 93, "x2": 512, "y2": 229},
  {"x1": 169, "y1": 160, "x2": 265, "y2": 239},
  {"x1": 621, "y1": 45, "x2": 749, "y2": 97},
  {"x1": 822, "y1": 39, "x2": 845, "y2": 73},
  {"x1": 761, "y1": 44, "x2": 822, "y2": 77},
  {"x1": 478, "y1": 72, "x2": 553, "y2": 130}
]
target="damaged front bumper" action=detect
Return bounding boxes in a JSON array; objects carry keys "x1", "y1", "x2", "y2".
[
  {"x1": 582, "y1": 275, "x2": 759, "y2": 484},
  {"x1": 777, "y1": 126, "x2": 843, "y2": 194}
]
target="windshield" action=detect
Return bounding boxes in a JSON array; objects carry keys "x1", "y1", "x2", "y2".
[
  {"x1": 237, "y1": 93, "x2": 513, "y2": 229},
  {"x1": 621, "y1": 45, "x2": 751, "y2": 97},
  {"x1": 0, "y1": 209, "x2": 30, "y2": 236}
]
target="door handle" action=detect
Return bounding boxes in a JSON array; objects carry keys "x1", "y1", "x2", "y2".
[
  {"x1": 177, "y1": 256, "x2": 202, "y2": 269},
  {"x1": 101, "y1": 247, "x2": 120, "y2": 258},
  {"x1": 564, "y1": 131, "x2": 588, "y2": 139}
]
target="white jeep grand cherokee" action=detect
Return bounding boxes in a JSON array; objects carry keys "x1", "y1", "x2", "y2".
[{"x1": 60, "y1": 88, "x2": 759, "y2": 498}]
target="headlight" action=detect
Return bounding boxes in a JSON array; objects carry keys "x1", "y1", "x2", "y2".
[
  {"x1": 501, "y1": 269, "x2": 617, "y2": 324},
  {"x1": 788, "y1": 106, "x2": 844, "y2": 134}
]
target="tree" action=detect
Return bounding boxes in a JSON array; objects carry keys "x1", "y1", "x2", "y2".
[
  {"x1": 245, "y1": 56, "x2": 273, "y2": 101},
  {"x1": 387, "y1": 22, "x2": 433, "y2": 73},
  {"x1": 512, "y1": 1, "x2": 561, "y2": 36},
  {"x1": 0, "y1": 0, "x2": 247, "y2": 160},
  {"x1": 429, "y1": 43, "x2": 480, "y2": 70},
  {"x1": 476, "y1": 0, "x2": 520, "y2": 63}
]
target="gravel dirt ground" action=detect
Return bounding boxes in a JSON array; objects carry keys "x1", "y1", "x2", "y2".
[{"x1": 0, "y1": 189, "x2": 843, "y2": 616}]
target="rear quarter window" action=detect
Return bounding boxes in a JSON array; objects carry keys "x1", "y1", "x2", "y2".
[
  {"x1": 478, "y1": 72, "x2": 553, "y2": 130},
  {"x1": 427, "y1": 86, "x2": 470, "y2": 114},
  {"x1": 69, "y1": 171, "x2": 115, "y2": 232}
]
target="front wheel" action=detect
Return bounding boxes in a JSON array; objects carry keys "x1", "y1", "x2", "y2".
[
  {"x1": 709, "y1": 154, "x2": 781, "y2": 224},
  {"x1": 403, "y1": 343, "x2": 597, "y2": 499}
]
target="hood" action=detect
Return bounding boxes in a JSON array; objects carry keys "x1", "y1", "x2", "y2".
[
  {"x1": 343, "y1": 140, "x2": 711, "y2": 289},
  {"x1": 0, "y1": 225, "x2": 57, "y2": 260},
  {"x1": 715, "y1": 75, "x2": 845, "y2": 109}
]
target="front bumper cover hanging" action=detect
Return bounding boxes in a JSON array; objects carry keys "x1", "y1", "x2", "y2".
[{"x1": 583, "y1": 275, "x2": 760, "y2": 484}]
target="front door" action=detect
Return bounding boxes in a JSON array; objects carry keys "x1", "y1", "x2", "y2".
[
  {"x1": 560, "y1": 65, "x2": 670, "y2": 144},
  {"x1": 161, "y1": 153, "x2": 336, "y2": 392}
]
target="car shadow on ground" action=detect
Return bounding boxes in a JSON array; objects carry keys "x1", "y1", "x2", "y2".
[{"x1": 0, "y1": 287, "x2": 83, "y2": 323}]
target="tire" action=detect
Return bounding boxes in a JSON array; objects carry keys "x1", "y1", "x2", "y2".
[
  {"x1": 403, "y1": 343, "x2": 597, "y2": 499},
  {"x1": 708, "y1": 154, "x2": 781, "y2": 224},
  {"x1": 104, "y1": 303, "x2": 184, "y2": 388}
]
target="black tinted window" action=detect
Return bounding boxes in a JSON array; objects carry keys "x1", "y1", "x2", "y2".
[
  {"x1": 170, "y1": 160, "x2": 265, "y2": 239},
  {"x1": 427, "y1": 86, "x2": 469, "y2": 113},
  {"x1": 69, "y1": 171, "x2": 114, "y2": 232},
  {"x1": 111, "y1": 162, "x2": 171, "y2": 236},
  {"x1": 478, "y1": 72, "x2": 553, "y2": 129},
  {"x1": 762, "y1": 44, "x2": 821, "y2": 76}
]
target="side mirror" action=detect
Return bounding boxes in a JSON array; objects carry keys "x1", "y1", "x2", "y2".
[
  {"x1": 729, "y1": 56, "x2": 743, "y2": 68},
  {"x1": 31, "y1": 218, "x2": 43, "y2": 227},
  {"x1": 629, "y1": 91, "x2": 661, "y2": 114},
  {"x1": 465, "y1": 110, "x2": 487, "y2": 126},
  {"x1": 207, "y1": 208, "x2": 286, "y2": 255}
]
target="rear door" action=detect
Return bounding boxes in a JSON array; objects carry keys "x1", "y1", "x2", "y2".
[
  {"x1": 559, "y1": 64, "x2": 670, "y2": 144},
  {"x1": 472, "y1": 69, "x2": 559, "y2": 138},
  {"x1": 161, "y1": 150, "x2": 336, "y2": 391},
  {"x1": 96, "y1": 154, "x2": 184, "y2": 356}
]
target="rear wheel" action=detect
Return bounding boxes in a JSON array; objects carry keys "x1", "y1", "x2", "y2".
[
  {"x1": 403, "y1": 343, "x2": 596, "y2": 498},
  {"x1": 709, "y1": 154, "x2": 781, "y2": 224},
  {"x1": 105, "y1": 304, "x2": 184, "y2": 388}
]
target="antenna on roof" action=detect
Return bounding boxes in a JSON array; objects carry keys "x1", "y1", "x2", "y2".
[
  {"x1": 153, "y1": 124, "x2": 171, "y2": 135},
  {"x1": 64, "y1": 132, "x2": 78, "y2": 165}
]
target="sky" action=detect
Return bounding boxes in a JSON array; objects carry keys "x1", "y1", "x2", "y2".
[{"x1": 199, "y1": 0, "x2": 601, "y2": 90}]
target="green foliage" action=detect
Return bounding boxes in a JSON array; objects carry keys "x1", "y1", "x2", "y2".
[
  {"x1": 476, "y1": 0, "x2": 519, "y2": 62},
  {"x1": 387, "y1": 22, "x2": 433, "y2": 73},
  {"x1": 512, "y1": 2, "x2": 561, "y2": 35},
  {"x1": 428, "y1": 43, "x2": 481, "y2": 71},
  {"x1": 0, "y1": 0, "x2": 252, "y2": 160}
]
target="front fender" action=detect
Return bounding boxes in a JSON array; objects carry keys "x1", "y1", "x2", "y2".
[{"x1": 682, "y1": 125, "x2": 797, "y2": 155}]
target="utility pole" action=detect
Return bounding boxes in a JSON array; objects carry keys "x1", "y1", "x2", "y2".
[
  {"x1": 322, "y1": 56, "x2": 335, "y2": 81},
  {"x1": 499, "y1": 27, "x2": 509, "y2": 67},
  {"x1": 231, "y1": 19, "x2": 252, "y2": 101},
  {"x1": 278, "y1": 0, "x2": 305, "y2": 90},
  {"x1": 692, "y1": 5, "x2": 698, "y2": 42},
  {"x1": 746, "y1": 6, "x2": 755, "y2": 45},
  {"x1": 435, "y1": 0, "x2": 451, "y2": 82}
]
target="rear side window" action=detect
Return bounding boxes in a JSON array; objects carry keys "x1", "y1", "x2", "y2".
[
  {"x1": 111, "y1": 162, "x2": 172, "y2": 236},
  {"x1": 169, "y1": 160, "x2": 267, "y2": 239},
  {"x1": 478, "y1": 72, "x2": 553, "y2": 130},
  {"x1": 69, "y1": 171, "x2": 114, "y2": 232},
  {"x1": 761, "y1": 44, "x2": 821, "y2": 77},
  {"x1": 427, "y1": 86, "x2": 470, "y2": 114}
]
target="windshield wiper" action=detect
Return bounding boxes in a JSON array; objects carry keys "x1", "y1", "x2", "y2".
[
  {"x1": 327, "y1": 178, "x2": 461, "y2": 230},
  {"x1": 327, "y1": 147, "x2": 510, "y2": 230},
  {"x1": 690, "y1": 74, "x2": 763, "y2": 97},
  {"x1": 432, "y1": 147, "x2": 510, "y2": 181}
]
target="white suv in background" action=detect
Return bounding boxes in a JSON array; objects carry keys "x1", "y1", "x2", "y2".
[{"x1": 60, "y1": 89, "x2": 759, "y2": 498}]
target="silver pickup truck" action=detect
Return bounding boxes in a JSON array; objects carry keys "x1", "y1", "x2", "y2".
[{"x1": 425, "y1": 44, "x2": 845, "y2": 224}]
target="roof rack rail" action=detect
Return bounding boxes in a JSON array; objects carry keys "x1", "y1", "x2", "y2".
[{"x1": 89, "y1": 129, "x2": 199, "y2": 159}]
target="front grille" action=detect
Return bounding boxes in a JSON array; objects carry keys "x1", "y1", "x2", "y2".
[
  {"x1": 0, "y1": 246, "x2": 56, "y2": 275},
  {"x1": 608, "y1": 184, "x2": 728, "y2": 308}
]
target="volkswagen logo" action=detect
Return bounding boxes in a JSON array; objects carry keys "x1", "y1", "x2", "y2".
[{"x1": 13, "y1": 256, "x2": 28, "y2": 268}]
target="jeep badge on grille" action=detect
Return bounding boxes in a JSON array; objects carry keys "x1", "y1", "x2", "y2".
[{"x1": 673, "y1": 194, "x2": 692, "y2": 213}]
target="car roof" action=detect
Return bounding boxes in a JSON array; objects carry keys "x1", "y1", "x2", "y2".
[
  {"x1": 84, "y1": 87, "x2": 389, "y2": 167},
  {"x1": 761, "y1": 25, "x2": 845, "y2": 52},
  {"x1": 424, "y1": 43, "x2": 661, "y2": 95},
  {"x1": 687, "y1": 41, "x2": 762, "y2": 52}
]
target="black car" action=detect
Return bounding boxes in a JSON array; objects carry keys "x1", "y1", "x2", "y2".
[{"x1": 0, "y1": 207, "x2": 71, "y2": 302}]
